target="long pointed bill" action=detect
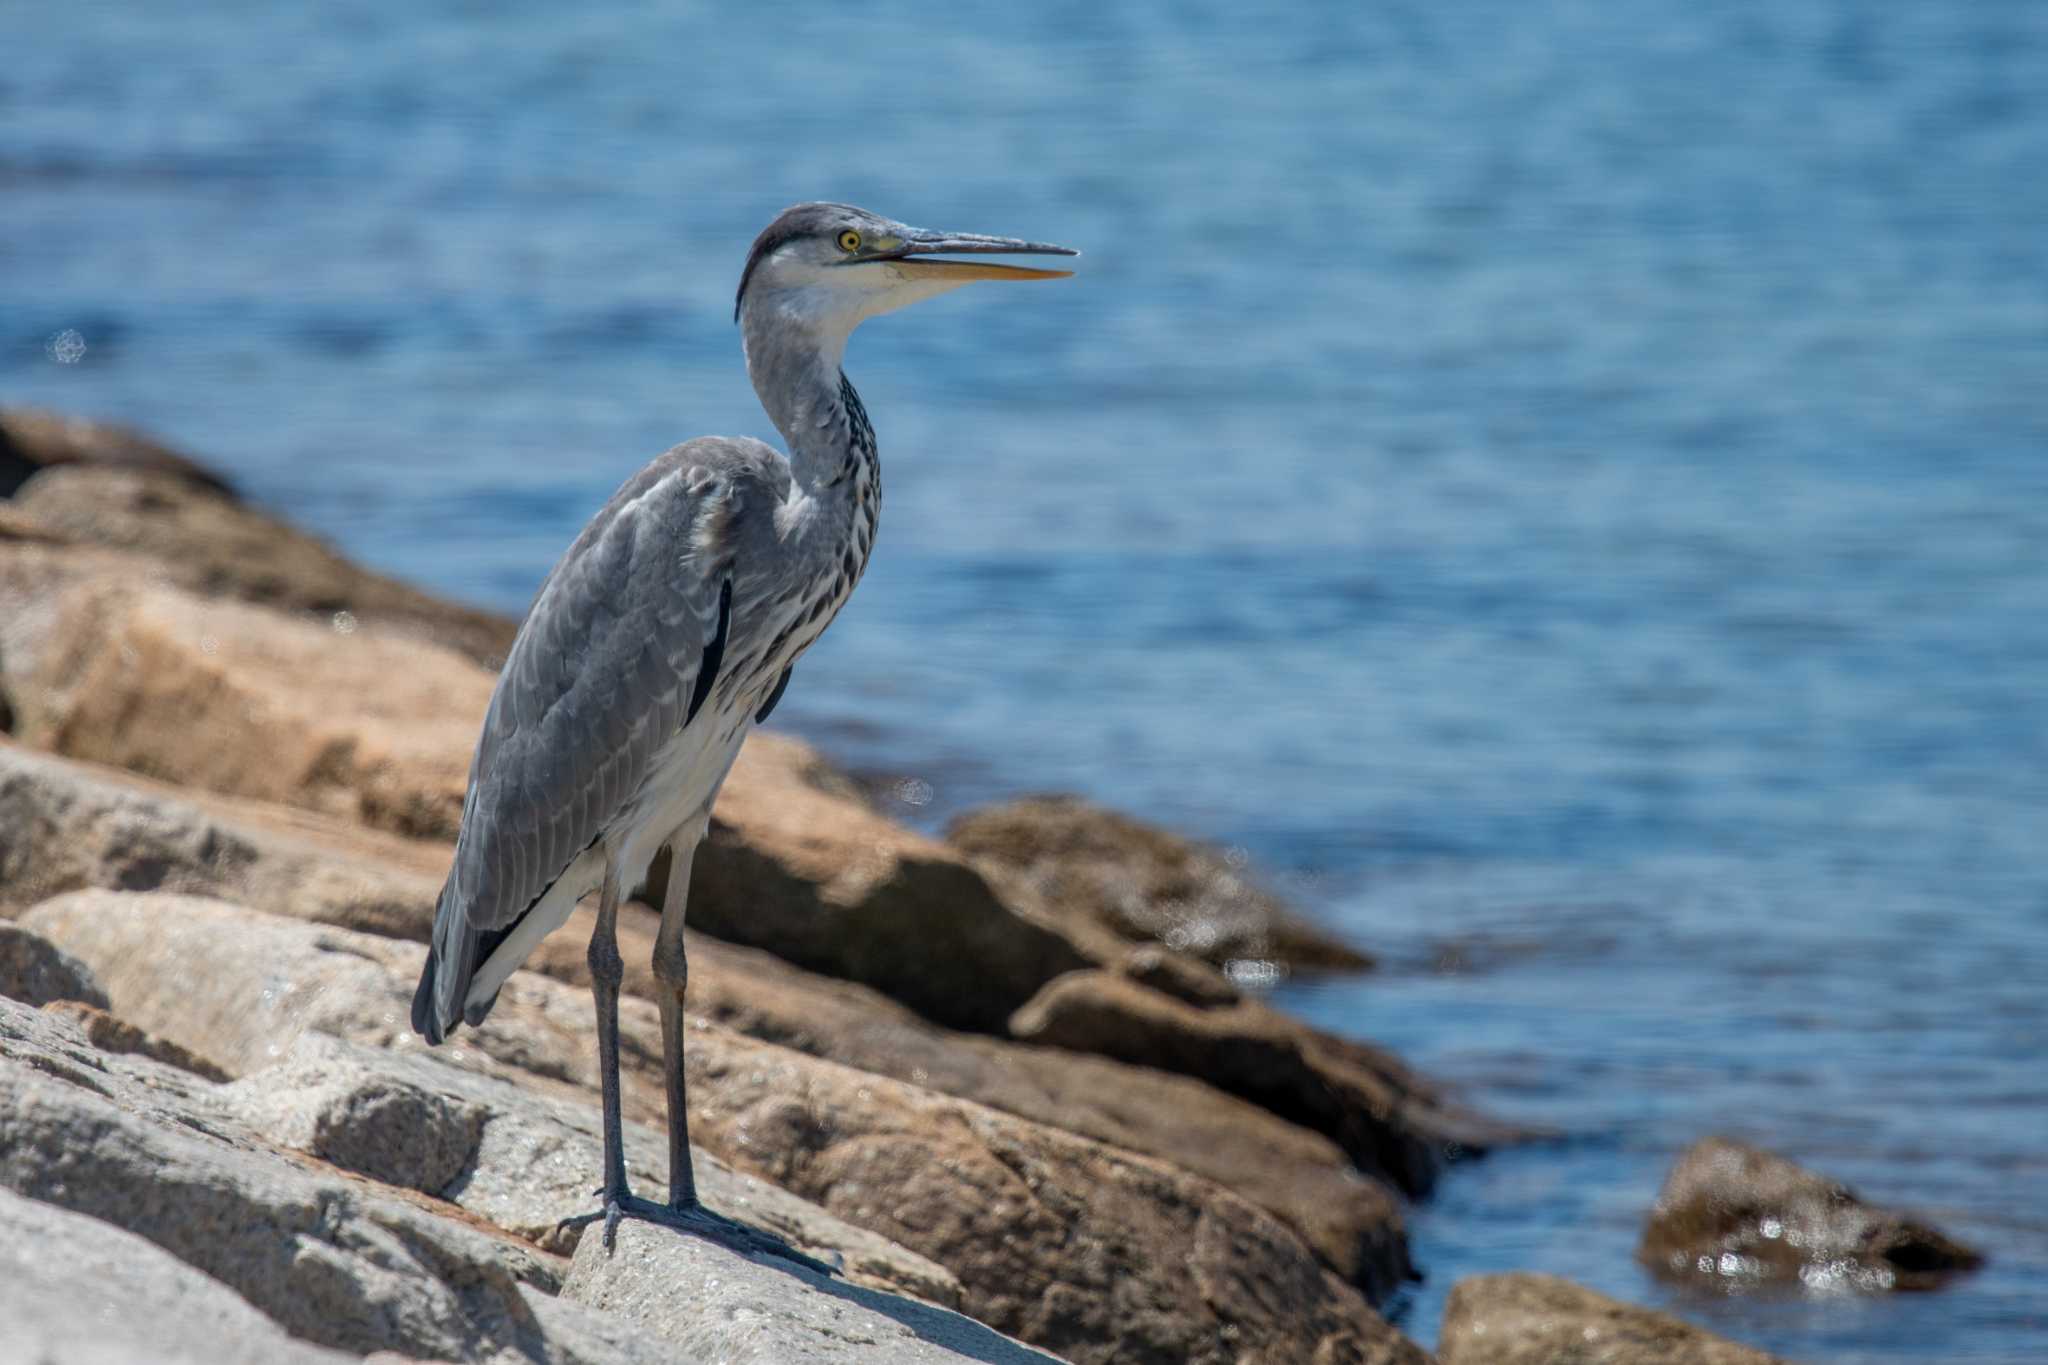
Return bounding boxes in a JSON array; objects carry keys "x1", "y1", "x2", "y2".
[{"x1": 874, "y1": 230, "x2": 1079, "y2": 283}]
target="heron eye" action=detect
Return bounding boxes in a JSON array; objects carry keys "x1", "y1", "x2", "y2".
[{"x1": 837, "y1": 229, "x2": 862, "y2": 253}]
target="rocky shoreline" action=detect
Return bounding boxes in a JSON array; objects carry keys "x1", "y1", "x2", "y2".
[{"x1": 0, "y1": 408, "x2": 1979, "y2": 1362}]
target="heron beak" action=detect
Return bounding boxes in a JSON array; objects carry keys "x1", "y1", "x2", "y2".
[{"x1": 872, "y1": 230, "x2": 1078, "y2": 282}]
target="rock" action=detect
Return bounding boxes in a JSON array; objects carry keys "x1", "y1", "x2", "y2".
[
  {"x1": 14, "y1": 464, "x2": 516, "y2": 667},
  {"x1": 1011, "y1": 968, "x2": 1522, "y2": 1197},
  {"x1": 563, "y1": 1217, "x2": 1064, "y2": 1365},
  {"x1": 1438, "y1": 1273, "x2": 1791, "y2": 1365},
  {"x1": 41, "y1": 999, "x2": 233, "y2": 1081},
  {"x1": 0, "y1": 405, "x2": 237, "y2": 498},
  {"x1": 26, "y1": 890, "x2": 1428, "y2": 1365},
  {"x1": 535, "y1": 906, "x2": 1414, "y2": 1300},
  {"x1": 0, "y1": 919, "x2": 110, "y2": 1007},
  {"x1": 1639, "y1": 1136, "x2": 1984, "y2": 1293},
  {"x1": 671, "y1": 734, "x2": 1099, "y2": 1032},
  {"x1": 0, "y1": 744, "x2": 1413, "y2": 1298},
  {"x1": 0, "y1": 740, "x2": 445, "y2": 937},
  {"x1": 949, "y1": 794, "x2": 1373, "y2": 973},
  {"x1": 221, "y1": 1031, "x2": 962, "y2": 1308},
  {"x1": 0, "y1": 1184, "x2": 354, "y2": 1365},
  {"x1": 0, "y1": 994, "x2": 606, "y2": 1362},
  {"x1": 3, "y1": 573, "x2": 491, "y2": 838}
]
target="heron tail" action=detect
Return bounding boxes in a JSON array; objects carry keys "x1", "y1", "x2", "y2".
[{"x1": 411, "y1": 882, "x2": 479, "y2": 1046}]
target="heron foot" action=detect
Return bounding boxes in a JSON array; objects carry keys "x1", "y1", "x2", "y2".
[{"x1": 556, "y1": 1194, "x2": 838, "y2": 1275}]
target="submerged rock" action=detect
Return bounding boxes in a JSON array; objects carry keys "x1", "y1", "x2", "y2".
[
  {"x1": 1439, "y1": 1273, "x2": 1790, "y2": 1365},
  {"x1": 949, "y1": 794, "x2": 1373, "y2": 973},
  {"x1": 1639, "y1": 1136, "x2": 1984, "y2": 1294}
]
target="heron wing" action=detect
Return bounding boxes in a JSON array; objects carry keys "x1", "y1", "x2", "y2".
[{"x1": 412, "y1": 441, "x2": 776, "y2": 1041}]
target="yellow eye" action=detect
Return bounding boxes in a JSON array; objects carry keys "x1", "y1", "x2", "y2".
[{"x1": 837, "y1": 229, "x2": 862, "y2": 253}]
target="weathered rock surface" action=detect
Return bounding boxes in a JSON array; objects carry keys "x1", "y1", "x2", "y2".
[
  {"x1": 949, "y1": 794, "x2": 1373, "y2": 973},
  {"x1": 1639, "y1": 1136, "x2": 1984, "y2": 1293},
  {"x1": 1437, "y1": 1273, "x2": 1790, "y2": 1365},
  {"x1": 14, "y1": 461, "x2": 517, "y2": 666},
  {"x1": 221, "y1": 1030, "x2": 963, "y2": 1307},
  {"x1": 0, "y1": 405, "x2": 237, "y2": 498},
  {"x1": 0, "y1": 919, "x2": 110, "y2": 1007},
  {"x1": 0, "y1": 995, "x2": 637, "y2": 1363},
  {"x1": 27, "y1": 889, "x2": 1425, "y2": 1365},
  {"x1": 1012, "y1": 967, "x2": 1519, "y2": 1196},
  {"x1": 0, "y1": 1184, "x2": 354, "y2": 1365},
  {"x1": 564, "y1": 1218, "x2": 1062, "y2": 1365}
]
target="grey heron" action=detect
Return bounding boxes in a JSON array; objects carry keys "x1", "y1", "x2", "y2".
[{"x1": 410, "y1": 203, "x2": 1077, "y2": 1262}]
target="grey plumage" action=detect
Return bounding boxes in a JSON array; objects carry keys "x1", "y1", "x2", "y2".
[{"x1": 407, "y1": 202, "x2": 1075, "y2": 1260}]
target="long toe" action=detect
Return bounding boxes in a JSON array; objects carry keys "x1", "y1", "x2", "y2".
[{"x1": 665, "y1": 1198, "x2": 840, "y2": 1277}]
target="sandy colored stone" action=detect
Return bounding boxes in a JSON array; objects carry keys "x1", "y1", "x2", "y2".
[
  {"x1": 0, "y1": 919, "x2": 109, "y2": 1008},
  {"x1": 26, "y1": 890, "x2": 1428, "y2": 1365},
  {"x1": 1639, "y1": 1136, "x2": 1983, "y2": 1293},
  {"x1": 949, "y1": 793, "x2": 1373, "y2": 973},
  {"x1": 0, "y1": 1184, "x2": 355, "y2": 1365},
  {"x1": 14, "y1": 462, "x2": 517, "y2": 666},
  {"x1": 1011, "y1": 968, "x2": 1523, "y2": 1197},
  {"x1": 564, "y1": 1216, "x2": 1064, "y2": 1365},
  {"x1": 1438, "y1": 1273, "x2": 1791, "y2": 1365}
]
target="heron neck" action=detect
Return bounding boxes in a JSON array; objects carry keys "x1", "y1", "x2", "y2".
[{"x1": 740, "y1": 307, "x2": 872, "y2": 493}]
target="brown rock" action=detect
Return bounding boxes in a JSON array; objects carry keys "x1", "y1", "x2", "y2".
[
  {"x1": 0, "y1": 739, "x2": 445, "y2": 937},
  {"x1": 1639, "y1": 1136, "x2": 1983, "y2": 1293},
  {"x1": 14, "y1": 464, "x2": 516, "y2": 667},
  {"x1": 26, "y1": 890, "x2": 1429, "y2": 1365},
  {"x1": 1012, "y1": 968, "x2": 1523, "y2": 1197},
  {"x1": 0, "y1": 920, "x2": 110, "y2": 1008},
  {"x1": 537, "y1": 905, "x2": 1414, "y2": 1300},
  {"x1": 677, "y1": 734, "x2": 1098, "y2": 1032},
  {"x1": 1438, "y1": 1273, "x2": 1791, "y2": 1365},
  {"x1": 0, "y1": 405, "x2": 236, "y2": 498},
  {"x1": 950, "y1": 794, "x2": 1373, "y2": 973}
]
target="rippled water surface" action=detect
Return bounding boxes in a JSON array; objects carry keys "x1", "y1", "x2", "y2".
[{"x1": 8, "y1": 3, "x2": 2047, "y2": 1359}]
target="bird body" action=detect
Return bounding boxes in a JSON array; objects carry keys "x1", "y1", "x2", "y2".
[{"x1": 408, "y1": 203, "x2": 1074, "y2": 1259}]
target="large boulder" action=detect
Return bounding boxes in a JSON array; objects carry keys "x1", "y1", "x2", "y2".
[
  {"x1": 948, "y1": 794, "x2": 1372, "y2": 973},
  {"x1": 1639, "y1": 1136, "x2": 1984, "y2": 1293},
  {"x1": 0, "y1": 744, "x2": 1415, "y2": 1300},
  {"x1": 0, "y1": 920, "x2": 110, "y2": 1008},
  {"x1": 563, "y1": 1218, "x2": 1062, "y2": 1365},
  {"x1": 12, "y1": 461, "x2": 517, "y2": 666},
  {"x1": 25, "y1": 890, "x2": 1429, "y2": 1365},
  {"x1": 1437, "y1": 1273, "x2": 1789, "y2": 1365},
  {"x1": 0, "y1": 1184, "x2": 353, "y2": 1365},
  {"x1": 1011, "y1": 967, "x2": 1519, "y2": 1196}
]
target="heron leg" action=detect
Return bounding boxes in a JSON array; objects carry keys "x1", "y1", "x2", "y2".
[
  {"x1": 642, "y1": 826, "x2": 838, "y2": 1277},
  {"x1": 588, "y1": 859, "x2": 631, "y2": 1247}
]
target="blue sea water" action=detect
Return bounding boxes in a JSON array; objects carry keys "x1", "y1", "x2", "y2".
[{"x1": 6, "y1": 3, "x2": 2047, "y2": 1359}]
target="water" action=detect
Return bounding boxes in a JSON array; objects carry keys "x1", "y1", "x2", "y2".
[{"x1": 7, "y1": 3, "x2": 2047, "y2": 1359}]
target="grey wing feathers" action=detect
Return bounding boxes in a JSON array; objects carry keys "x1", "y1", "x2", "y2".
[{"x1": 412, "y1": 441, "x2": 778, "y2": 1043}]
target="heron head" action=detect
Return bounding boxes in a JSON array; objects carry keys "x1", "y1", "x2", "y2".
[{"x1": 734, "y1": 203, "x2": 1076, "y2": 334}]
